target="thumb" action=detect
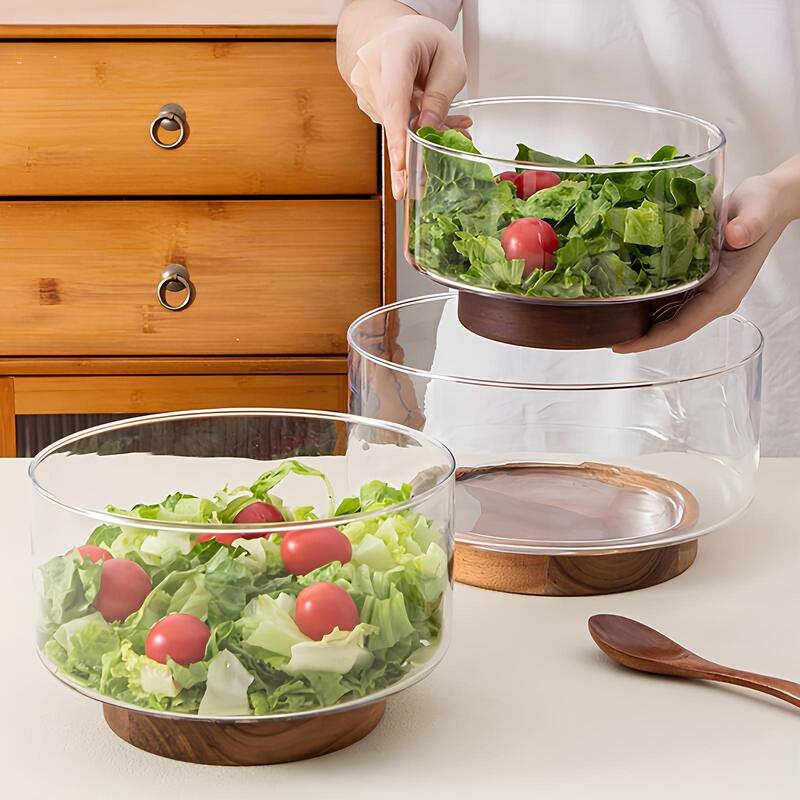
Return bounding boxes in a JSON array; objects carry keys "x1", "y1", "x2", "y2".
[
  {"x1": 724, "y1": 177, "x2": 777, "y2": 250},
  {"x1": 416, "y1": 51, "x2": 466, "y2": 129}
]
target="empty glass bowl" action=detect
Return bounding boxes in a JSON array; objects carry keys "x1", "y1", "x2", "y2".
[
  {"x1": 30, "y1": 409, "x2": 455, "y2": 721},
  {"x1": 405, "y1": 97, "x2": 726, "y2": 349},
  {"x1": 349, "y1": 294, "x2": 762, "y2": 554}
]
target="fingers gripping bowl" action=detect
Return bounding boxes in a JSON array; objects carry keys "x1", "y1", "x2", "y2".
[
  {"x1": 30, "y1": 410, "x2": 455, "y2": 738},
  {"x1": 405, "y1": 97, "x2": 726, "y2": 349}
]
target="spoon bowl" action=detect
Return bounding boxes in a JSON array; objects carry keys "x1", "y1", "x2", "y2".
[
  {"x1": 589, "y1": 614, "x2": 693, "y2": 666},
  {"x1": 588, "y1": 614, "x2": 800, "y2": 709}
]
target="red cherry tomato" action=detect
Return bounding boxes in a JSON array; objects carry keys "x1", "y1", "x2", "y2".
[
  {"x1": 233, "y1": 501, "x2": 284, "y2": 526},
  {"x1": 94, "y1": 558, "x2": 152, "y2": 622},
  {"x1": 495, "y1": 170, "x2": 518, "y2": 186},
  {"x1": 66, "y1": 544, "x2": 113, "y2": 563},
  {"x1": 196, "y1": 501, "x2": 285, "y2": 545},
  {"x1": 294, "y1": 582, "x2": 360, "y2": 641},
  {"x1": 145, "y1": 613, "x2": 211, "y2": 666},
  {"x1": 513, "y1": 170, "x2": 561, "y2": 199},
  {"x1": 280, "y1": 526, "x2": 352, "y2": 575},
  {"x1": 501, "y1": 217, "x2": 559, "y2": 276}
]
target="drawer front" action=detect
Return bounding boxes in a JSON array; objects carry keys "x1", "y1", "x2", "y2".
[
  {"x1": 13, "y1": 375, "x2": 346, "y2": 414},
  {"x1": 0, "y1": 42, "x2": 377, "y2": 195},
  {"x1": 0, "y1": 200, "x2": 381, "y2": 356}
]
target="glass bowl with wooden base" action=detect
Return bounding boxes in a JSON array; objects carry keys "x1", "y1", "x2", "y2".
[
  {"x1": 405, "y1": 96, "x2": 726, "y2": 350},
  {"x1": 348, "y1": 294, "x2": 762, "y2": 595},
  {"x1": 29, "y1": 409, "x2": 455, "y2": 765}
]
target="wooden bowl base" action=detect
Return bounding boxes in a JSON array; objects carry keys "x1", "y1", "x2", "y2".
[
  {"x1": 454, "y1": 540, "x2": 698, "y2": 596},
  {"x1": 103, "y1": 700, "x2": 386, "y2": 765},
  {"x1": 456, "y1": 288, "x2": 692, "y2": 350}
]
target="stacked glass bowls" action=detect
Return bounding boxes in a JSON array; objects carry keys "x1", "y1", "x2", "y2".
[
  {"x1": 405, "y1": 97, "x2": 726, "y2": 349},
  {"x1": 349, "y1": 295, "x2": 762, "y2": 558},
  {"x1": 30, "y1": 410, "x2": 455, "y2": 733}
]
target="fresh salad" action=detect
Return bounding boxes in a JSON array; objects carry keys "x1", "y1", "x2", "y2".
[
  {"x1": 409, "y1": 127, "x2": 718, "y2": 299},
  {"x1": 39, "y1": 460, "x2": 449, "y2": 716}
]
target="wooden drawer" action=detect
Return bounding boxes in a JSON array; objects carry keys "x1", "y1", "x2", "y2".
[
  {"x1": 12, "y1": 374, "x2": 346, "y2": 414},
  {"x1": 0, "y1": 200, "x2": 381, "y2": 356},
  {"x1": 0, "y1": 41, "x2": 377, "y2": 195}
]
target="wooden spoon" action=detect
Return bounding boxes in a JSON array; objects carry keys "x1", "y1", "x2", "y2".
[{"x1": 588, "y1": 614, "x2": 800, "y2": 709}]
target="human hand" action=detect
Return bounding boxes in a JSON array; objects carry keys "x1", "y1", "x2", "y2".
[
  {"x1": 613, "y1": 166, "x2": 798, "y2": 354},
  {"x1": 346, "y1": 13, "x2": 468, "y2": 198}
]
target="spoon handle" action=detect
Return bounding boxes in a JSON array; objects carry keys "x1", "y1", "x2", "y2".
[{"x1": 689, "y1": 660, "x2": 800, "y2": 709}]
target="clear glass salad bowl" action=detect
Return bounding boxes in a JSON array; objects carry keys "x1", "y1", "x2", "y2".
[
  {"x1": 349, "y1": 294, "x2": 762, "y2": 556},
  {"x1": 405, "y1": 97, "x2": 726, "y2": 349},
  {"x1": 30, "y1": 409, "x2": 455, "y2": 724}
]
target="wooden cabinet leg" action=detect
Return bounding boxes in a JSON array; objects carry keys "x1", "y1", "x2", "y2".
[{"x1": 0, "y1": 378, "x2": 16, "y2": 457}]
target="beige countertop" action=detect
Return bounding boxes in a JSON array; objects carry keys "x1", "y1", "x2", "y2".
[{"x1": 3, "y1": 456, "x2": 800, "y2": 798}]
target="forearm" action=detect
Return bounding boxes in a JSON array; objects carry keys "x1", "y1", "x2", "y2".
[
  {"x1": 768, "y1": 154, "x2": 800, "y2": 224},
  {"x1": 337, "y1": 0, "x2": 416, "y2": 88}
]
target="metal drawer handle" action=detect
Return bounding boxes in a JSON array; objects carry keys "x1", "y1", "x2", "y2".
[
  {"x1": 157, "y1": 264, "x2": 194, "y2": 311},
  {"x1": 150, "y1": 103, "x2": 189, "y2": 149}
]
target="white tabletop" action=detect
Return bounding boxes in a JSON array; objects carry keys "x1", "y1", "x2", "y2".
[{"x1": 3, "y1": 457, "x2": 799, "y2": 798}]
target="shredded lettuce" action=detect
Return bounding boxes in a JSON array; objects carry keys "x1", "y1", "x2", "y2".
[
  {"x1": 198, "y1": 650, "x2": 254, "y2": 716},
  {"x1": 238, "y1": 593, "x2": 308, "y2": 658},
  {"x1": 285, "y1": 625, "x2": 376, "y2": 675},
  {"x1": 40, "y1": 460, "x2": 449, "y2": 717},
  {"x1": 410, "y1": 127, "x2": 717, "y2": 297}
]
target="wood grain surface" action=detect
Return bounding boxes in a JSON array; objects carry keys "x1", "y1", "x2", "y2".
[
  {"x1": 454, "y1": 540, "x2": 698, "y2": 596},
  {"x1": 13, "y1": 374, "x2": 346, "y2": 414},
  {"x1": 0, "y1": 356, "x2": 347, "y2": 375},
  {"x1": 0, "y1": 378, "x2": 15, "y2": 457},
  {"x1": 0, "y1": 25, "x2": 338, "y2": 40},
  {"x1": 456, "y1": 290, "x2": 652, "y2": 350},
  {"x1": 453, "y1": 461, "x2": 700, "y2": 595},
  {"x1": 589, "y1": 614, "x2": 800, "y2": 709},
  {"x1": 102, "y1": 700, "x2": 386, "y2": 765},
  {"x1": 0, "y1": 41, "x2": 376, "y2": 195},
  {"x1": 0, "y1": 200, "x2": 381, "y2": 356}
]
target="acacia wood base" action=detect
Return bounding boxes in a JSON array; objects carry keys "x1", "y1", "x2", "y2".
[
  {"x1": 103, "y1": 700, "x2": 386, "y2": 765},
  {"x1": 454, "y1": 540, "x2": 698, "y2": 596},
  {"x1": 457, "y1": 288, "x2": 692, "y2": 350}
]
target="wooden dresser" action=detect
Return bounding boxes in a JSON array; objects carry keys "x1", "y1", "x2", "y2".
[{"x1": 0, "y1": 24, "x2": 391, "y2": 457}]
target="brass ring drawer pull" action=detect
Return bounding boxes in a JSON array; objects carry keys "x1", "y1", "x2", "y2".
[
  {"x1": 150, "y1": 103, "x2": 189, "y2": 149},
  {"x1": 157, "y1": 264, "x2": 194, "y2": 311}
]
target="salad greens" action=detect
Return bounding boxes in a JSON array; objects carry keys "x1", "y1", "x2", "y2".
[
  {"x1": 410, "y1": 127, "x2": 717, "y2": 298},
  {"x1": 39, "y1": 461, "x2": 449, "y2": 716}
]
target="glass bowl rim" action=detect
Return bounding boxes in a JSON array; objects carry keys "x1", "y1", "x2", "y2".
[
  {"x1": 28, "y1": 407, "x2": 456, "y2": 533},
  {"x1": 347, "y1": 294, "x2": 764, "y2": 391},
  {"x1": 407, "y1": 95, "x2": 726, "y2": 172}
]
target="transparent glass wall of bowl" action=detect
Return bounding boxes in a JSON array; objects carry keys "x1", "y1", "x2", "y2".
[
  {"x1": 348, "y1": 296, "x2": 762, "y2": 542},
  {"x1": 30, "y1": 410, "x2": 454, "y2": 719},
  {"x1": 405, "y1": 97, "x2": 725, "y2": 291}
]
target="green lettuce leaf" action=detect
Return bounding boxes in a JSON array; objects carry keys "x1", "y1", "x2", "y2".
[
  {"x1": 516, "y1": 180, "x2": 585, "y2": 223},
  {"x1": 644, "y1": 211, "x2": 697, "y2": 282},
  {"x1": 198, "y1": 650, "x2": 254, "y2": 716},
  {"x1": 40, "y1": 552, "x2": 103, "y2": 629},
  {"x1": 454, "y1": 233, "x2": 525, "y2": 288},
  {"x1": 624, "y1": 200, "x2": 665, "y2": 246},
  {"x1": 237, "y1": 592, "x2": 308, "y2": 658},
  {"x1": 250, "y1": 460, "x2": 336, "y2": 518},
  {"x1": 284, "y1": 624, "x2": 376, "y2": 675}
]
